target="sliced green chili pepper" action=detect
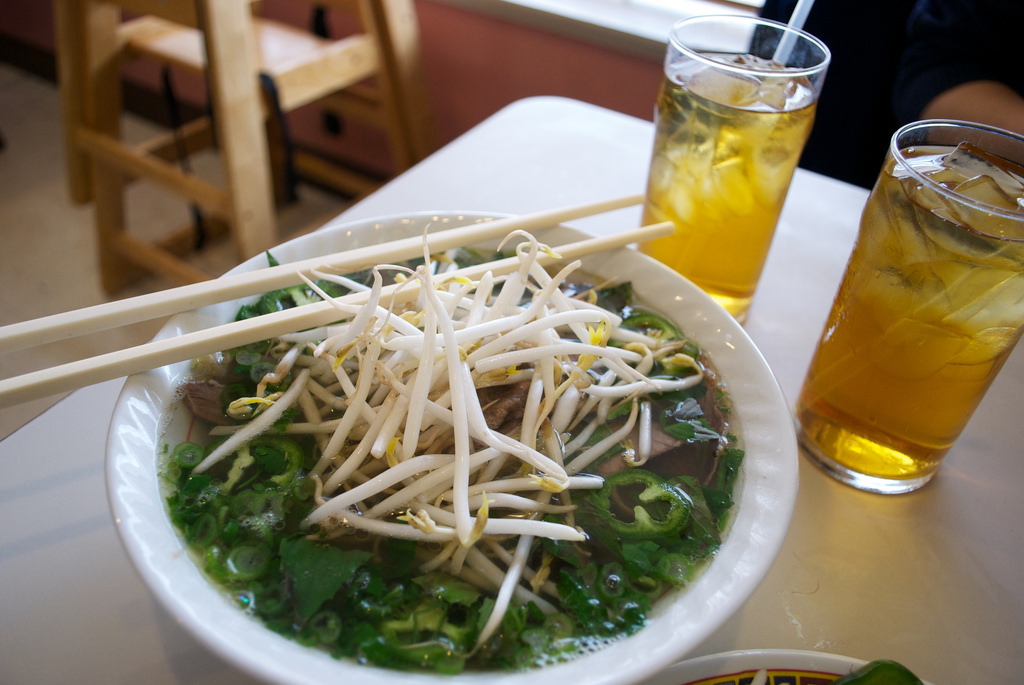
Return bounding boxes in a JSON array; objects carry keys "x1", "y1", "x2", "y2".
[
  {"x1": 595, "y1": 469, "x2": 691, "y2": 540},
  {"x1": 252, "y1": 435, "x2": 304, "y2": 486},
  {"x1": 831, "y1": 659, "x2": 924, "y2": 685},
  {"x1": 622, "y1": 311, "x2": 684, "y2": 341}
]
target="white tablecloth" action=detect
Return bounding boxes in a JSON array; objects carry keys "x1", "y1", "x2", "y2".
[{"x1": 2, "y1": 97, "x2": 1021, "y2": 684}]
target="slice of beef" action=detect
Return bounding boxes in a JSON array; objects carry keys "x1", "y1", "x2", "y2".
[
  {"x1": 476, "y1": 380, "x2": 532, "y2": 433},
  {"x1": 181, "y1": 380, "x2": 230, "y2": 425},
  {"x1": 593, "y1": 421, "x2": 719, "y2": 484},
  {"x1": 594, "y1": 370, "x2": 727, "y2": 484}
]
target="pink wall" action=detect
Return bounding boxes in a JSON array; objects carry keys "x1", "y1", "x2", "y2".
[
  {"x1": 414, "y1": 2, "x2": 661, "y2": 140},
  {"x1": 279, "y1": 1, "x2": 664, "y2": 176},
  {"x1": 1, "y1": 0, "x2": 662, "y2": 176}
]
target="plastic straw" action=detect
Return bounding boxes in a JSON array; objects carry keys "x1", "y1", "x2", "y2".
[{"x1": 773, "y1": 0, "x2": 815, "y2": 64}]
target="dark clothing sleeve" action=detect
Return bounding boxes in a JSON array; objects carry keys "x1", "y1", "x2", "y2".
[
  {"x1": 760, "y1": 0, "x2": 917, "y2": 187},
  {"x1": 893, "y1": 0, "x2": 1024, "y2": 124}
]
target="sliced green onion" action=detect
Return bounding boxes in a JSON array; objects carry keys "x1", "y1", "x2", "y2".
[
  {"x1": 227, "y1": 544, "x2": 273, "y2": 580},
  {"x1": 173, "y1": 442, "x2": 205, "y2": 469},
  {"x1": 543, "y1": 612, "x2": 575, "y2": 640},
  {"x1": 187, "y1": 513, "x2": 218, "y2": 546},
  {"x1": 307, "y1": 609, "x2": 343, "y2": 643}
]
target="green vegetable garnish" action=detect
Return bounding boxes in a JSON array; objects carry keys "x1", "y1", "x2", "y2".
[
  {"x1": 832, "y1": 660, "x2": 925, "y2": 685},
  {"x1": 622, "y1": 310, "x2": 685, "y2": 342},
  {"x1": 592, "y1": 469, "x2": 691, "y2": 540},
  {"x1": 280, "y1": 538, "x2": 371, "y2": 620}
]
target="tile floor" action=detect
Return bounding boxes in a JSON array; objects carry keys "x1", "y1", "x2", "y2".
[{"x1": 0, "y1": 64, "x2": 351, "y2": 438}]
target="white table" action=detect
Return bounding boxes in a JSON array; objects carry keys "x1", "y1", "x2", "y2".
[{"x1": 2, "y1": 97, "x2": 1021, "y2": 684}]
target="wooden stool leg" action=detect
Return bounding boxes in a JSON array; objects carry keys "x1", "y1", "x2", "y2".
[
  {"x1": 53, "y1": 0, "x2": 95, "y2": 204},
  {"x1": 76, "y1": 0, "x2": 147, "y2": 293},
  {"x1": 197, "y1": 0, "x2": 277, "y2": 259},
  {"x1": 367, "y1": 0, "x2": 437, "y2": 168},
  {"x1": 93, "y1": 161, "x2": 151, "y2": 292}
]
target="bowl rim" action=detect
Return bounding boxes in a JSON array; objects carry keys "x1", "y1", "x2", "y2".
[
  {"x1": 641, "y1": 648, "x2": 934, "y2": 685},
  {"x1": 106, "y1": 211, "x2": 799, "y2": 685}
]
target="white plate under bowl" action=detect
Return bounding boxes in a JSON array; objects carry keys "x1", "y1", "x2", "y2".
[
  {"x1": 641, "y1": 648, "x2": 933, "y2": 685},
  {"x1": 106, "y1": 212, "x2": 799, "y2": 685}
]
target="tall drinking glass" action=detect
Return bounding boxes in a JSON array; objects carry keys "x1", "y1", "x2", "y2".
[
  {"x1": 640, "y1": 15, "x2": 829, "y2": 322},
  {"x1": 797, "y1": 120, "x2": 1024, "y2": 494}
]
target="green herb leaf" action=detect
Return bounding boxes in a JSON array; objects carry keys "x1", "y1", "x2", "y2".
[
  {"x1": 273, "y1": 408, "x2": 298, "y2": 433},
  {"x1": 279, "y1": 537, "x2": 372, "y2": 620},
  {"x1": 556, "y1": 569, "x2": 606, "y2": 632}
]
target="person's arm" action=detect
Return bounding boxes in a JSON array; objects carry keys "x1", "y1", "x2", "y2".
[
  {"x1": 893, "y1": 0, "x2": 1024, "y2": 131},
  {"x1": 921, "y1": 80, "x2": 1024, "y2": 135}
]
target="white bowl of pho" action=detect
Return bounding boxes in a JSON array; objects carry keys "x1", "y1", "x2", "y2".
[{"x1": 106, "y1": 212, "x2": 798, "y2": 685}]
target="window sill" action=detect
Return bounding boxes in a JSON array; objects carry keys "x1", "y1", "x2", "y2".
[{"x1": 428, "y1": 0, "x2": 757, "y2": 60}]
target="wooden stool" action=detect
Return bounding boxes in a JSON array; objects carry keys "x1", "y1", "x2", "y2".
[{"x1": 54, "y1": 0, "x2": 435, "y2": 292}]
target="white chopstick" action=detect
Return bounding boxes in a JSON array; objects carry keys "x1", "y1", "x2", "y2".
[
  {"x1": 0, "y1": 221, "x2": 673, "y2": 408},
  {"x1": 0, "y1": 195, "x2": 643, "y2": 353}
]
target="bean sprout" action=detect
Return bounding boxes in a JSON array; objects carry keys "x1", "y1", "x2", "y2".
[{"x1": 193, "y1": 231, "x2": 707, "y2": 650}]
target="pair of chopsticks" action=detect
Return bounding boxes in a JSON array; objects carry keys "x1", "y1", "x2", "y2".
[{"x1": 0, "y1": 195, "x2": 668, "y2": 408}]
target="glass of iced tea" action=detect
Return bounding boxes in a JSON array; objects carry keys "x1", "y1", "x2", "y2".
[
  {"x1": 640, "y1": 15, "x2": 829, "y2": 322},
  {"x1": 797, "y1": 120, "x2": 1024, "y2": 494}
]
